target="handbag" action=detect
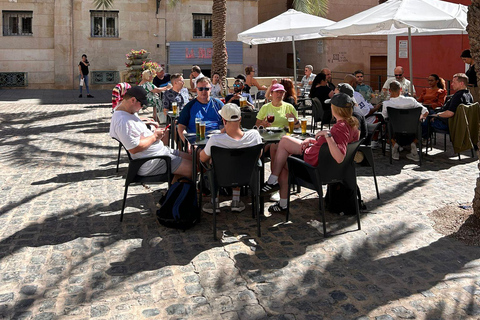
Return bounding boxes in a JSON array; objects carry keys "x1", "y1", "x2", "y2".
[{"x1": 80, "y1": 78, "x2": 84, "y2": 86}]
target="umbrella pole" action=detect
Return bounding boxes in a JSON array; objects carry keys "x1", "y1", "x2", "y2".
[
  {"x1": 292, "y1": 38, "x2": 298, "y2": 93},
  {"x1": 408, "y1": 27, "x2": 413, "y2": 94}
]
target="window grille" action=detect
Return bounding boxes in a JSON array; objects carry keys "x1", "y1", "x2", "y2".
[
  {"x1": 192, "y1": 14, "x2": 212, "y2": 39},
  {"x1": 90, "y1": 10, "x2": 118, "y2": 38},
  {"x1": 2, "y1": 11, "x2": 33, "y2": 36}
]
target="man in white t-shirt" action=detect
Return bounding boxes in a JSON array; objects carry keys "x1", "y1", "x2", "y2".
[
  {"x1": 200, "y1": 103, "x2": 263, "y2": 213},
  {"x1": 382, "y1": 66, "x2": 416, "y2": 96},
  {"x1": 299, "y1": 65, "x2": 316, "y2": 92},
  {"x1": 109, "y1": 86, "x2": 192, "y2": 180},
  {"x1": 189, "y1": 65, "x2": 205, "y2": 90}
]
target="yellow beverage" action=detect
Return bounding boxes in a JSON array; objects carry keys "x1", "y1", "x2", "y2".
[
  {"x1": 199, "y1": 122, "x2": 206, "y2": 140},
  {"x1": 301, "y1": 118, "x2": 307, "y2": 135},
  {"x1": 195, "y1": 120, "x2": 201, "y2": 136},
  {"x1": 288, "y1": 118, "x2": 295, "y2": 134},
  {"x1": 172, "y1": 102, "x2": 178, "y2": 115},
  {"x1": 240, "y1": 97, "x2": 247, "y2": 108}
]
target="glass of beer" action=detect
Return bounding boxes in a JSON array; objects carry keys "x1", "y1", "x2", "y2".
[
  {"x1": 300, "y1": 118, "x2": 307, "y2": 135},
  {"x1": 239, "y1": 97, "x2": 247, "y2": 108},
  {"x1": 195, "y1": 118, "x2": 201, "y2": 136},
  {"x1": 199, "y1": 121, "x2": 206, "y2": 140},
  {"x1": 288, "y1": 117, "x2": 295, "y2": 134},
  {"x1": 172, "y1": 102, "x2": 178, "y2": 116}
]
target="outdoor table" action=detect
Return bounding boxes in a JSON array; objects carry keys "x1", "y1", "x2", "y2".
[{"x1": 166, "y1": 111, "x2": 180, "y2": 149}]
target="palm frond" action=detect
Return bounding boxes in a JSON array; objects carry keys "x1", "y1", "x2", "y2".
[
  {"x1": 167, "y1": 0, "x2": 181, "y2": 9},
  {"x1": 293, "y1": 0, "x2": 329, "y2": 17},
  {"x1": 92, "y1": 0, "x2": 114, "y2": 10}
]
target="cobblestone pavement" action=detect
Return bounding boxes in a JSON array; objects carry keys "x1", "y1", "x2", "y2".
[{"x1": 0, "y1": 90, "x2": 479, "y2": 320}]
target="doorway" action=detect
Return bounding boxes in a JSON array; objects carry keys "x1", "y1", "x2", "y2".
[{"x1": 370, "y1": 56, "x2": 387, "y2": 91}]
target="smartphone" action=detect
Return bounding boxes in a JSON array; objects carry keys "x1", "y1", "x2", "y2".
[{"x1": 164, "y1": 124, "x2": 171, "y2": 130}]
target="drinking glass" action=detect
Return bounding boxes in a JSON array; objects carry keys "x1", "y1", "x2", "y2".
[
  {"x1": 267, "y1": 113, "x2": 275, "y2": 124},
  {"x1": 300, "y1": 118, "x2": 307, "y2": 135},
  {"x1": 172, "y1": 102, "x2": 178, "y2": 116},
  {"x1": 195, "y1": 118, "x2": 201, "y2": 136},
  {"x1": 288, "y1": 118, "x2": 295, "y2": 134},
  {"x1": 199, "y1": 121, "x2": 206, "y2": 140}
]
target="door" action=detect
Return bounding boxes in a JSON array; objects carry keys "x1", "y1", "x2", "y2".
[{"x1": 370, "y1": 56, "x2": 387, "y2": 91}]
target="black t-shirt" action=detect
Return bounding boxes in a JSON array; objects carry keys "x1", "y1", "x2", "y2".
[
  {"x1": 153, "y1": 73, "x2": 171, "y2": 88},
  {"x1": 79, "y1": 61, "x2": 89, "y2": 75},
  {"x1": 466, "y1": 65, "x2": 477, "y2": 87},
  {"x1": 441, "y1": 89, "x2": 473, "y2": 114},
  {"x1": 310, "y1": 85, "x2": 332, "y2": 111}
]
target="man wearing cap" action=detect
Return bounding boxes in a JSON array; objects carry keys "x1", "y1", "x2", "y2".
[
  {"x1": 199, "y1": 103, "x2": 262, "y2": 213},
  {"x1": 261, "y1": 93, "x2": 360, "y2": 213},
  {"x1": 225, "y1": 79, "x2": 254, "y2": 111},
  {"x1": 382, "y1": 80, "x2": 428, "y2": 161},
  {"x1": 177, "y1": 77, "x2": 224, "y2": 144},
  {"x1": 344, "y1": 74, "x2": 381, "y2": 124},
  {"x1": 153, "y1": 66, "x2": 172, "y2": 91},
  {"x1": 110, "y1": 86, "x2": 192, "y2": 180},
  {"x1": 299, "y1": 65, "x2": 316, "y2": 92},
  {"x1": 382, "y1": 66, "x2": 416, "y2": 96}
]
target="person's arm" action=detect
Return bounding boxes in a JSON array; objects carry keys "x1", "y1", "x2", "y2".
[
  {"x1": 435, "y1": 110, "x2": 454, "y2": 119},
  {"x1": 189, "y1": 73, "x2": 195, "y2": 89},
  {"x1": 177, "y1": 124, "x2": 187, "y2": 142},
  {"x1": 78, "y1": 65, "x2": 83, "y2": 78},
  {"x1": 264, "y1": 79, "x2": 277, "y2": 101},
  {"x1": 314, "y1": 130, "x2": 346, "y2": 163},
  {"x1": 328, "y1": 89, "x2": 334, "y2": 98},
  {"x1": 128, "y1": 128, "x2": 165, "y2": 154},
  {"x1": 366, "y1": 103, "x2": 382, "y2": 116},
  {"x1": 252, "y1": 78, "x2": 267, "y2": 90}
]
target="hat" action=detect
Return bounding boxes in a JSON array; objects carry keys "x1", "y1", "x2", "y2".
[
  {"x1": 126, "y1": 86, "x2": 148, "y2": 106},
  {"x1": 219, "y1": 103, "x2": 241, "y2": 121},
  {"x1": 328, "y1": 93, "x2": 355, "y2": 108},
  {"x1": 271, "y1": 83, "x2": 286, "y2": 92},
  {"x1": 325, "y1": 83, "x2": 357, "y2": 104},
  {"x1": 460, "y1": 49, "x2": 471, "y2": 58}
]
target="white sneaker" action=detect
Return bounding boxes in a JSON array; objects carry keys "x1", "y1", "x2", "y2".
[
  {"x1": 406, "y1": 152, "x2": 419, "y2": 162},
  {"x1": 410, "y1": 142, "x2": 418, "y2": 155},
  {"x1": 370, "y1": 141, "x2": 381, "y2": 149},
  {"x1": 270, "y1": 191, "x2": 280, "y2": 202},
  {"x1": 231, "y1": 200, "x2": 245, "y2": 212},
  {"x1": 392, "y1": 144, "x2": 400, "y2": 160},
  {"x1": 202, "y1": 202, "x2": 219, "y2": 214}
]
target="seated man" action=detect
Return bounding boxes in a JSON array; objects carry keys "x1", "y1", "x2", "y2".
[
  {"x1": 152, "y1": 66, "x2": 172, "y2": 91},
  {"x1": 177, "y1": 77, "x2": 224, "y2": 143},
  {"x1": 199, "y1": 103, "x2": 262, "y2": 213},
  {"x1": 345, "y1": 74, "x2": 381, "y2": 124},
  {"x1": 110, "y1": 86, "x2": 192, "y2": 181},
  {"x1": 112, "y1": 82, "x2": 131, "y2": 111},
  {"x1": 382, "y1": 81, "x2": 428, "y2": 162},
  {"x1": 225, "y1": 79, "x2": 255, "y2": 111},
  {"x1": 189, "y1": 65, "x2": 204, "y2": 90},
  {"x1": 422, "y1": 73, "x2": 473, "y2": 138},
  {"x1": 382, "y1": 66, "x2": 416, "y2": 96},
  {"x1": 162, "y1": 73, "x2": 190, "y2": 114},
  {"x1": 354, "y1": 70, "x2": 375, "y2": 103},
  {"x1": 299, "y1": 65, "x2": 316, "y2": 92}
]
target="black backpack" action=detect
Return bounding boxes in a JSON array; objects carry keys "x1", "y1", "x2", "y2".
[
  {"x1": 156, "y1": 178, "x2": 201, "y2": 230},
  {"x1": 325, "y1": 183, "x2": 366, "y2": 215}
]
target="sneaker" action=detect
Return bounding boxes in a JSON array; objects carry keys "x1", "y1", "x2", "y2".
[
  {"x1": 410, "y1": 142, "x2": 418, "y2": 156},
  {"x1": 261, "y1": 181, "x2": 280, "y2": 195},
  {"x1": 268, "y1": 202, "x2": 287, "y2": 213},
  {"x1": 231, "y1": 200, "x2": 245, "y2": 212},
  {"x1": 370, "y1": 140, "x2": 381, "y2": 149},
  {"x1": 270, "y1": 191, "x2": 280, "y2": 202},
  {"x1": 406, "y1": 152, "x2": 419, "y2": 162},
  {"x1": 202, "y1": 202, "x2": 219, "y2": 214},
  {"x1": 392, "y1": 144, "x2": 400, "y2": 160},
  {"x1": 398, "y1": 146, "x2": 404, "y2": 152},
  {"x1": 87, "y1": 94, "x2": 94, "y2": 98},
  {"x1": 78, "y1": 94, "x2": 82, "y2": 98}
]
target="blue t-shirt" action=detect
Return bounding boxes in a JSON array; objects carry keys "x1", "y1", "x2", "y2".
[{"x1": 178, "y1": 98, "x2": 224, "y2": 133}]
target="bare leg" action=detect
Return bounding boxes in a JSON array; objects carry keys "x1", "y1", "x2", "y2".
[
  {"x1": 269, "y1": 143, "x2": 278, "y2": 169},
  {"x1": 278, "y1": 165, "x2": 289, "y2": 199},
  {"x1": 172, "y1": 151, "x2": 193, "y2": 183},
  {"x1": 271, "y1": 136, "x2": 303, "y2": 176}
]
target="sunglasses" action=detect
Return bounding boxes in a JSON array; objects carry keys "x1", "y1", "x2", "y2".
[
  {"x1": 233, "y1": 84, "x2": 242, "y2": 87},
  {"x1": 197, "y1": 87, "x2": 210, "y2": 92},
  {"x1": 395, "y1": 74, "x2": 403, "y2": 77},
  {"x1": 253, "y1": 125, "x2": 264, "y2": 130}
]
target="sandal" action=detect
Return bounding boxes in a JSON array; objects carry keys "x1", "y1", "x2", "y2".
[
  {"x1": 261, "y1": 182, "x2": 280, "y2": 195},
  {"x1": 268, "y1": 202, "x2": 287, "y2": 213}
]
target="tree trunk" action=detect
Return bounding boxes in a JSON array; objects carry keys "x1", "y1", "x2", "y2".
[
  {"x1": 212, "y1": 0, "x2": 227, "y2": 92},
  {"x1": 468, "y1": 0, "x2": 480, "y2": 218}
]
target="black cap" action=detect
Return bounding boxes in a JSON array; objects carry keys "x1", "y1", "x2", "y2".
[
  {"x1": 329, "y1": 93, "x2": 355, "y2": 108},
  {"x1": 325, "y1": 83, "x2": 357, "y2": 105},
  {"x1": 126, "y1": 86, "x2": 148, "y2": 106}
]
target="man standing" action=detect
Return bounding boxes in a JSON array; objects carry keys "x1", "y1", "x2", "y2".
[
  {"x1": 199, "y1": 103, "x2": 262, "y2": 213},
  {"x1": 162, "y1": 73, "x2": 190, "y2": 113},
  {"x1": 321, "y1": 68, "x2": 335, "y2": 91},
  {"x1": 189, "y1": 65, "x2": 204, "y2": 90},
  {"x1": 109, "y1": 86, "x2": 192, "y2": 180},
  {"x1": 225, "y1": 79, "x2": 254, "y2": 110},
  {"x1": 152, "y1": 66, "x2": 172, "y2": 91},
  {"x1": 423, "y1": 73, "x2": 473, "y2": 136},
  {"x1": 354, "y1": 70, "x2": 374, "y2": 103},
  {"x1": 78, "y1": 54, "x2": 94, "y2": 98},
  {"x1": 177, "y1": 77, "x2": 224, "y2": 143},
  {"x1": 299, "y1": 65, "x2": 316, "y2": 92},
  {"x1": 382, "y1": 66, "x2": 416, "y2": 96},
  {"x1": 382, "y1": 81, "x2": 428, "y2": 161}
]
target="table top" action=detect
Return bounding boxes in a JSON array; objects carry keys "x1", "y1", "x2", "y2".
[{"x1": 167, "y1": 111, "x2": 180, "y2": 118}]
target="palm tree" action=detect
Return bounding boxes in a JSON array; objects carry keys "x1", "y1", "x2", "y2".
[
  {"x1": 211, "y1": 0, "x2": 228, "y2": 94},
  {"x1": 468, "y1": 0, "x2": 480, "y2": 218},
  {"x1": 292, "y1": 0, "x2": 328, "y2": 17}
]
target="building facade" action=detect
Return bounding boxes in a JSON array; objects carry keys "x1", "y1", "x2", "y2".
[{"x1": 0, "y1": 0, "x2": 258, "y2": 89}]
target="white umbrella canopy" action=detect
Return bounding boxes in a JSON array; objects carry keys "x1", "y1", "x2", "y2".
[
  {"x1": 238, "y1": 9, "x2": 335, "y2": 86},
  {"x1": 318, "y1": 0, "x2": 468, "y2": 91}
]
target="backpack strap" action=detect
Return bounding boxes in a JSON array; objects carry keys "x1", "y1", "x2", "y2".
[{"x1": 172, "y1": 182, "x2": 191, "y2": 220}]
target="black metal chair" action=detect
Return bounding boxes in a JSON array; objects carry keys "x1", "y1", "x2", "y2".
[
  {"x1": 310, "y1": 97, "x2": 324, "y2": 132},
  {"x1": 286, "y1": 139, "x2": 364, "y2": 237},
  {"x1": 386, "y1": 107, "x2": 423, "y2": 165},
  {"x1": 241, "y1": 111, "x2": 259, "y2": 129},
  {"x1": 357, "y1": 122, "x2": 381, "y2": 199},
  {"x1": 203, "y1": 145, "x2": 264, "y2": 240},
  {"x1": 113, "y1": 138, "x2": 173, "y2": 222}
]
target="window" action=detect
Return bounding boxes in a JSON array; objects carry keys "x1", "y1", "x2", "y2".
[
  {"x1": 193, "y1": 14, "x2": 212, "y2": 39},
  {"x1": 2, "y1": 11, "x2": 33, "y2": 36},
  {"x1": 90, "y1": 10, "x2": 118, "y2": 38}
]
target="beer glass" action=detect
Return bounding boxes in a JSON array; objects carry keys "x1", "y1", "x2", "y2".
[
  {"x1": 288, "y1": 118, "x2": 295, "y2": 134},
  {"x1": 199, "y1": 121, "x2": 206, "y2": 140},
  {"x1": 172, "y1": 102, "x2": 178, "y2": 116},
  {"x1": 195, "y1": 118, "x2": 201, "y2": 136},
  {"x1": 239, "y1": 97, "x2": 247, "y2": 108},
  {"x1": 300, "y1": 118, "x2": 307, "y2": 135}
]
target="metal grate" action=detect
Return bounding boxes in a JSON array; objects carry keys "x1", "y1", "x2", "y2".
[
  {"x1": 91, "y1": 71, "x2": 119, "y2": 84},
  {"x1": 0, "y1": 72, "x2": 28, "y2": 87}
]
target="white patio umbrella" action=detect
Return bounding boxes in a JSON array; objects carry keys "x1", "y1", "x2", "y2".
[
  {"x1": 319, "y1": 0, "x2": 468, "y2": 92},
  {"x1": 238, "y1": 9, "x2": 335, "y2": 88}
]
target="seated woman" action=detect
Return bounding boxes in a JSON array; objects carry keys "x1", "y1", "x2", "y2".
[
  {"x1": 139, "y1": 69, "x2": 166, "y2": 124},
  {"x1": 310, "y1": 73, "x2": 334, "y2": 123},
  {"x1": 417, "y1": 74, "x2": 447, "y2": 110},
  {"x1": 262, "y1": 93, "x2": 360, "y2": 213},
  {"x1": 245, "y1": 66, "x2": 268, "y2": 94},
  {"x1": 265, "y1": 78, "x2": 298, "y2": 106}
]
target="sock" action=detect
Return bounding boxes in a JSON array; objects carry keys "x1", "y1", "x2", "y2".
[
  {"x1": 267, "y1": 175, "x2": 278, "y2": 185},
  {"x1": 232, "y1": 188, "x2": 240, "y2": 202},
  {"x1": 279, "y1": 199, "x2": 287, "y2": 208}
]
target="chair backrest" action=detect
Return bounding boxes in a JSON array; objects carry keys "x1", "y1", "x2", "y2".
[
  {"x1": 112, "y1": 137, "x2": 133, "y2": 161},
  {"x1": 386, "y1": 107, "x2": 422, "y2": 135},
  {"x1": 211, "y1": 144, "x2": 263, "y2": 188},
  {"x1": 249, "y1": 86, "x2": 259, "y2": 109},
  {"x1": 311, "y1": 97, "x2": 324, "y2": 122},
  {"x1": 241, "y1": 111, "x2": 258, "y2": 129}
]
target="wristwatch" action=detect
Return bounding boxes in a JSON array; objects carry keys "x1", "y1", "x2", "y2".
[{"x1": 325, "y1": 131, "x2": 332, "y2": 138}]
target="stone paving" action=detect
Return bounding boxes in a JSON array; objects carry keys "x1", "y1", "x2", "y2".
[{"x1": 0, "y1": 89, "x2": 480, "y2": 320}]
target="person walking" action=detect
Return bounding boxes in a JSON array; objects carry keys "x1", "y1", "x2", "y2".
[{"x1": 78, "y1": 54, "x2": 93, "y2": 98}]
